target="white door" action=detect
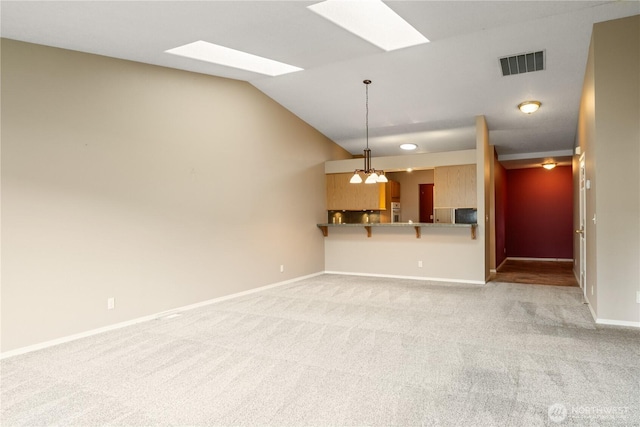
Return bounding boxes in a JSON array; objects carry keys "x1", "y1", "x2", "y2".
[{"x1": 578, "y1": 154, "x2": 587, "y2": 299}]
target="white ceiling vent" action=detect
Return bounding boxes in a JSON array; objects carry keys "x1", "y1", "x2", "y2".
[{"x1": 500, "y1": 51, "x2": 544, "y2": 76}]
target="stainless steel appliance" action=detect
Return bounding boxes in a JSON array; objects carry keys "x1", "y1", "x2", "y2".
[
  {"x1": 454, "y1": 208, "x2": 477, "y2": 224},
  {"x1": 391, "y1": 202, "x2": 401, "y2": 223}
]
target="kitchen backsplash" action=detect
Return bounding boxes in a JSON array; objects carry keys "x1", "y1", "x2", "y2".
[{"x1": 328, "y1": 210, "x2": 382, "y2": 224}]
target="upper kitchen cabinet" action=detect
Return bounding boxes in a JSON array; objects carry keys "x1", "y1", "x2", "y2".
[
  {"x1": 434, "y1": 164, "x2": 477, "y2": 208},
  {"x1": 326, "y1": 173, "x2": 386, "y2": 210}
]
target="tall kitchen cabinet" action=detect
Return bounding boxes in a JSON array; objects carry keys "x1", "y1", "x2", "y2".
[
  {"x1": 389, "y1": 180, "x2": 401, "y2": 202},
  {"x1": 434, "y1": 164, "x2": 477, "y2": 208},
  {"x1": 380, "y1": 179, "x2": 401, "y2": 223}
]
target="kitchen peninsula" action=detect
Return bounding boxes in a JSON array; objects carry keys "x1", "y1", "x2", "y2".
[
  {"x1": 317, "y1": 222, "x2": 477, "y2": 239},
  {"x1": 321, "y1": 146, "x2": 487, "y2": 284}
]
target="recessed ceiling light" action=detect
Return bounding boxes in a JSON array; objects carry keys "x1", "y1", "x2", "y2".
[
  {"x1": 165, "y1": 41, "x2": 303, "y2": 77},
  {"x1": 542, "y1": 162, "x2": 557, "y2": 170},
  {"x1": 308, "y1": 0, "x2": 429, "y2": 51},
  {"x1": 400, "y1": 143, "x2": 417, "y2": 150}
]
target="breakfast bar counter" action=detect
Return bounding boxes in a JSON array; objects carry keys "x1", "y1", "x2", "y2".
[{"x1": 317, "y1": 222, "x2": 477, "y2": 239}]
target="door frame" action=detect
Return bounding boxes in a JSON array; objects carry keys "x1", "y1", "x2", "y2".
[{"x1": 578, "y1": 153, "x2": 587, "y2": 300}]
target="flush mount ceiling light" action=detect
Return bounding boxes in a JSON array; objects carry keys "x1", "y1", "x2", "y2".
[
  {"x1": 400, "y1": 143, "x2": 417, "y2": 151},
  {"x1": 518, "y1": 100, "x2": 541, "y2": 114},
  {"x1": 350, "y1": 80, "x2": 387, "y2": 184},
  {"x1": 165, "y1": 41, "x2": 303, "y2": 77},
  {"x1": 542, "y1": 162, "x2": 557, "y2": 170},
  {"x1": 308, "y1": 0, "x2": 429, "y2": 51}
]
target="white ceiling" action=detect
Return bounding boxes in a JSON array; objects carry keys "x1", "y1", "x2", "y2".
[{"x1": 2, "y1": 1, "x2": 639, "y2": 165}]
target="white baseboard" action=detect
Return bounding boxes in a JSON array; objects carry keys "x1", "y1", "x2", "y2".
[
  {"x1": 583, "y1": 297, "x2": 640, "y2": 328},
  {"x1": 324, "y1": 270, "x2": 486, "y2": 285},
  {"x1": 507, "y1": 257, "x2": 574, "y2": 262},
  {"x1": 596, "y1": 318, "x2": 640, "y2": 328},
  {"x1": 0, "y1": 272, "x2": 324, "y2": 360}
]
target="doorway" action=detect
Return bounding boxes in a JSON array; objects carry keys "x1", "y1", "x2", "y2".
[{"x1": 419, "y1": 184, "x2": 434, "y2": 223}]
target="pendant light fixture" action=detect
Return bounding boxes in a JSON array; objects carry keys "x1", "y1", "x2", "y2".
[{"x1": 350, "y1": 80, "x2": 387, "y2": 184}]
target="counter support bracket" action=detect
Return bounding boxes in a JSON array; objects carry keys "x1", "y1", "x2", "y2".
[
  {"x1": 318, "y1": 225, "x2": 328, "y2": 237},
  {"x1": 364, "y1": 226, "x2": 372, "y2": 238},
  {"x1": 471, "y1": 225, "x2": 477, "y2": 240},
  {"x1": 414, "y1": 226, "x2": 421, "y2": 238}
]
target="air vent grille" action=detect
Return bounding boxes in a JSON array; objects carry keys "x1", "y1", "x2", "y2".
[{"x1": 500, "y1": 51, "x2": 544, "y2": 76}]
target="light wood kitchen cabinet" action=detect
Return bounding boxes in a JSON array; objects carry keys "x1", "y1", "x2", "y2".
[
  {"x1": 434, "y1": 208, "x2": 453, "y2": 224},
  {"x1": 326, "y1": 173, "x2": 386, "y2": 210},
  {"x1": 434, "y1": 164, "x2": 477, "y2": 208}
]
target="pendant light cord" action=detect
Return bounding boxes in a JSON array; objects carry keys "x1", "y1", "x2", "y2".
[
  {"x1": 350, "y1": 79, "x2": 384, "y2": 184},
  {"x1": 364, "y1": 79, "x2": 370, "y2": 150}
]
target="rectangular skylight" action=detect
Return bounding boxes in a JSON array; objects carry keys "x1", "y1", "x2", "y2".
[
  {"x1": 308, "y1": 0, "x2": 429, "y2": 51},
  {"x1": 165, "y1": 41, "x2": 303, "y2": 77}
]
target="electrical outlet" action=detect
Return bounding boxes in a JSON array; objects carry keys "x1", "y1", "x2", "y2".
[
  {"x1": 636, "y1": 291, "x2": 640, "y2": 304},
  {"x1": 107, "y1": 297, "x2": 115, "y2": 310},
  {"x1": 418, "y1": 260, "x2": 423, "y2": 268},
  {"x1": 280, "y1": 265, "x2": 284, "y2": 273}
]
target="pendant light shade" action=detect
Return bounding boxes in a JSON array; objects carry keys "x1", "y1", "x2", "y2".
[
  {"x1": 350, "y1": 80, "x2": 386, "y2": 184},
  {"x1": 365, "y1": 172, "x2": 379, "y2": 184}
]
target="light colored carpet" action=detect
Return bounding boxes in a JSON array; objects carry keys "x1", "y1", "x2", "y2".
[{"x1": 2, "y1": 274, "x2": 639, "y2": 426}]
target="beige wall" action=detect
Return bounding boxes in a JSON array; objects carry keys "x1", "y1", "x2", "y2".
[
  {"x1": 0, "y1": 39, "x2": 351, "y2": 352},
  {"x1": 575, "y1": 15, "x2": 640, "y2": 325},
  {"x1": 324, "y1": 226, "x2": 484, "y2": 283},
  {"x1": 325, "y1": 149, "x2": 476, "y2": 174}
]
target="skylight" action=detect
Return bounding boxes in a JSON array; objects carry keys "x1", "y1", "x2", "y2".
[
  {"x1": 308, "y1": 0, "x2": 429, "y2": 51},
  {"x1": 165, "y1": 41, "x2": 303, "y2": 77}
]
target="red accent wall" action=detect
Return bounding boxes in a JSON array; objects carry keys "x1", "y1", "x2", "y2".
[
  {"x1": 494, "y1": 160, "x2": 507, "y2": 267},
  {"x1": 506, "y1": 166, "x2": 573, "y2": 259}
]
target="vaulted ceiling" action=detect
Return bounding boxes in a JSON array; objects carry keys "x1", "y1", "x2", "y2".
[{"x1": 2, "y1": 1, "x2": 638, "y2": 167}]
